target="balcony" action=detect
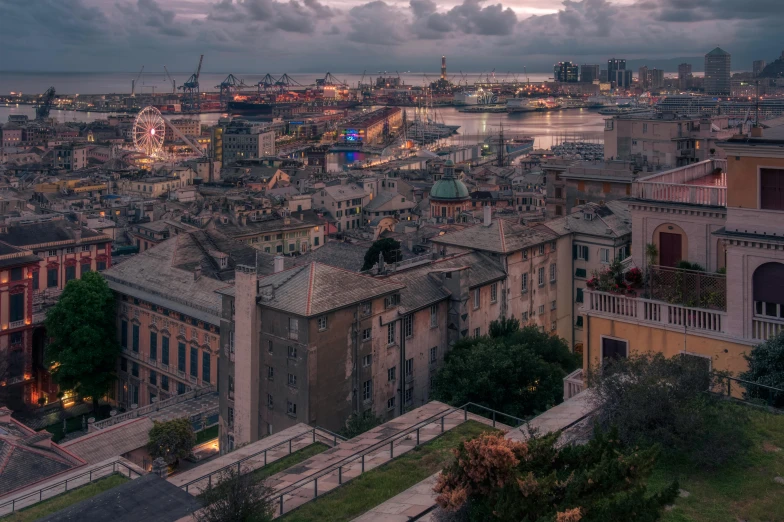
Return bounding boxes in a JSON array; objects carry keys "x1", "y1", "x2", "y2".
[
  {"x1": 563, "y1": 369, "x2": 584, "y2": 401},
  {"x1": 752, "y1": 315, "x2": 784, "y2": 341},
  {"x1": 9, "y1": 320, "x2": 25, "y2": 330},
  {"x1": 649, "y1": 265, "x2": 726, "y2": 311},
  {"x1": 634, "y1": 159, "x2": 727, "y2": 207}
]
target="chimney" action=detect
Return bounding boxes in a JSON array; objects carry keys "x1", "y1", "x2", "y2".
[
  {"x1": 751, "y1": 126, "x2": 763, "y2": 138},
  {"x1": 483, "y1": 205, "x2": 492, "y2": 227},
  {"x1": 194, "y1": 266, "x2": 201, "y2": 280},
  {"x1": 74, "y1": 226, "x2": 82, "y2": 243},
  {"x1": 273, "y1": 255, "x2": 285, "y2": 273}
]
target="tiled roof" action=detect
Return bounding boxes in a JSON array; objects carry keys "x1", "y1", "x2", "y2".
[
  {"x1": 323, "y1": 184, "x2": 366, "y2": 200},
  {"x1": 294, "y1": 242, "x2": 367, "y2": 272},
  {"x1": 364, "y1": 192, "x2": 416, "y2": 212},
  {"x1": 61, "y1": 418, "x2": 154, "y2": 465},
  {"x1": 0, "y1": 220, "x2": 108, "y2": 249},
  {"x1": 258, "y1": 262, "x2": 404, "y2": 317},
  {"x1": 543, "y1": 200, "x2": 631, "y2": 238},
  {"x1": 431, "y1": 218, "x2": 558, "y2": 254}
]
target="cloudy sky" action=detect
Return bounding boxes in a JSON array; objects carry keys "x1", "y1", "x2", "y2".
[{"x1": 1, "y1": 0, "x2": 781, "y2": 73}]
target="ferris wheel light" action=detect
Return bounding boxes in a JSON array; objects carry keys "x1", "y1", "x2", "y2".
[{"x1": 151, "y1": 129, "x2": 155, "y2": 135}]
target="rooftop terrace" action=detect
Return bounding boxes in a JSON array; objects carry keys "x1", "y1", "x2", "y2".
[{"x1": 634, "y1": 159, "x2": 727, "y2": 207}]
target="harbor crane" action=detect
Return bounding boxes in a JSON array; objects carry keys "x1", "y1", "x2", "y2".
[
  {"x1": 163, "y1": 66, "x2": 176, "y2": 94},
  {"x1": 216, "y1": 74, "x2": 248, "y2": 107},
  {"x1": 316, "y1": 72, "x2": 347, "y2": 87},
  {"x1": 131, "y1": 66, "x2": 144, "y2": 97},
  {"x1": 35, "y1": 87, "x2": 56, "y2": 120},
  {"x1": 179, "y1": 54, "x2": 204, "y2": 112}
]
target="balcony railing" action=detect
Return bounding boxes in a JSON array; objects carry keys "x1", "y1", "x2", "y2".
[
  {"x1": 9, "y1": 320, "x2": 25, "y2": 329},
  {"x1": 752, "y1": 315, "x2": 784, "y2": 341},
  {"x1": 649, "y1": 265, "x2": 726, "y2": 311},
  {"x1": 634, "y1": 159, "x2": 727, "y2": 207},
  {"x1": 563, "y1": 369, "x2": 584, "y2": 401},
  {"x1": 585, "y1": 290, "x2": 726, "y2": 334}
]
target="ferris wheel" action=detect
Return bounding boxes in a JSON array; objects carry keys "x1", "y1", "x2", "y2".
[{"x1": 133, "y1": 106, "x2": 166, "y2": 157}]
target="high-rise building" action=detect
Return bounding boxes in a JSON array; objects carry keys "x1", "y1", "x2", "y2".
[
  {"x1": 580, "y1": 64, "x2": 600, "y2": 83},
  {"x1": 753, "y1": 60, "x2": 766, "y2": 77},
  {"x1": 678, "y1": 63, "x2": 693, "y2": 90},
  {"x1": 614, "y1": 70, "x2": 632, "y2": 89},
  {"x1": 607, "y1": 58, "x2": 626, "y2": 86},
  {"x1": 638, "y1": 66, "x2": 649, "y2": 89},
  {"x1": 704, "y1": 47, "x2": 731, "y2": 96},
  {"x1": 599, "y1": 69, "x2": 608, "y2": 83},
  {"x1": 553, "y1": 61, "x2": 579, "y2": 83},
  {"x1": 649, "y1": 69, "x2": 665, "y2": 90}
]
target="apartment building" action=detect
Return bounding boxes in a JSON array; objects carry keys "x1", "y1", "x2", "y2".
[
  {"x1": 53, "y1": 144, "x2": 88, "y2": 171},
  {"x1": 213, "y1": 121, "x2": 276, "y2": 166},
  {"x1": 543, "y1": 159, "x2": 636, "y2": 217},
  {"x1": 214, "y1": 210, "x2": 327, "y2": 254},
  {"x1": 313, "y1": 183, "x2": 368, "y2": 232},
  {"x1": 117, "y1": 169, "x2": 195, "y2": 198},
  {"x1": 581, "y1": 130, "x2": 784, "y2": 377}
]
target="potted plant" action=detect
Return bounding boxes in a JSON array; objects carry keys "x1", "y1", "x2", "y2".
[{"x1": 625, "y1": 267, "x2": 643, "y2": 288}]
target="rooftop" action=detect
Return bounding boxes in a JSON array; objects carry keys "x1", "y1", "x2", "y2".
[
  {"x1": 431, "y1": 218, "x2": 557, "y2": 254},
  {"x1": 544, "y1": 200, "x2": 632, "y2": 238},
  {"x1": 633, "y1": 159, "x2": 727, "y2": 207}
]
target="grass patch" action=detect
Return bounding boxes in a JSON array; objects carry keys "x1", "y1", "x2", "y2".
[
  {"x1": 648, "y1": 405, "x2": 784, "y2": 522},
  {"x1": 196, "y1": 425, "x2": 219, "y2": 445},
  {"x1": 5, "y1": 473, "x2": 129, "y2": 522},
  {"x1": 250, "y1": 442, "x2": 330, "y2": 483},
  {"x1": 281, "y1": 420, "x2": 499, "y2": 522}
]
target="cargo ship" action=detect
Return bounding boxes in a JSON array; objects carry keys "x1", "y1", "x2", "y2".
[{"x1": 228, "y1": 100, "x2": 359, "y2": 116}]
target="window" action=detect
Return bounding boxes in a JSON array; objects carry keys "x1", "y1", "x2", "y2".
[
  {"x1": 538, "y1": 304, "x2": 545, "y2": 315},
  {"x1": 228, "y1": 407, "x2": 234, "y2": 427},
  {"x1": 576, "y1": 316, "x2": 584, "y2": 327},
  {"x1": 522, "y1": 249, "x2": 528, "y2": 260},
  {"x1": 429, "y1": 347, "x2": 437, "y2": 364},
  {"x1": 47, "y1": 268, "x2": 58, "y2": 288},
  {"x1": 521, "y1": 273, "x2": 528, "y2": 293},
  {"x1": 473, "y1": 288, "x2": 480, "y2": 309},
  {"x1": 47, "y1": 249, "x2": 57, "y2": 257},
  {"x1": 267, "y1": 394, "x2": 274, "y2": 408},
  {"x1": 404, "y1": 388, "x2": 413, "y2": 404},
  {"x1": 490, "y1": 283, "x2": 498, "y2": 303},
  {"x1": 150, "y1": 332, "x2": 157, "y2": 360},
  {"x1": 388, "y1": 366, "x2": 396, "y2": 381},
  {"x1": 317, "y1": 316, "x2": 328, "y2": 331},
  {"x1": 66, "y1": 247, "x2": 75, "y2": 254},
  {"x1": 161, "y1": 375, "x2": 169, "y2": 391},
  {"x1": 600, "y1": 248, "x2": 610, "y2": 263},
  {"x1": 384, "y1": 294, "x2": 400, "y2": 309},
  {"x1": 288, "y1": 373, "x2": 297, "y2": 387},
  {"x1": 601, "y1": 337, "x2": 628, "y2": 361},
  {"x1": 362, "y1": 328, "x2": 371, "y2": 341},
  {"x1": 288, "y1": 346, "x2": 297, "y2": 358},
  {"x1": 538, "y1": 244, "x2": 545, "y2": 255},
  {"x1": 202, "y1": 352, "x2": 211, "y2": 383},
  {"x1": 362, "y1": 379, "x2": 372, "y2": 401},
  {"x1": 65, "y1": 265, "x2": 76, "y2": 282},
  {"x1": 430, "y1": 305, "x2": 437, "y2": 327},
  {"x1": 550, "y1": 264, "x2": 556, "y2": 282},
  {"x1": 149, "y1": 370, "x2": 157, "y2": 386},
  {"x1": 474, "y1": 327, "x2": 480, "y2": 338},
  {"x1": 267, "y1": 365, "x2": 274, "y2": 380},
  {"x1": 178, "y1": 343, "x2": 186, "y2": 372},
  {"x1": 522, "y1": 311, "x2": 528, "y2": 322},
  {"x1": 362, "y1": 301, "x2": 371, "y2": 316},
  {"x1": 538, "y1": 267, "x2": 545, "y2": 286},
  {"x1": 387, "y1": 323, "x2": 395, "y2": 345},
  {"x1": 576, "y1": 288, "x2": 584, "y2": 303},
  {"x1": 405, "y1": 358, "x2": 413, "y2": 379},
  {"x1": 287, "y1": 400, "x2": 297, "y2": 416},
  {"x1": 131, "y1": 324, "x2": 139, "y2": 352},
  {"x1": 387, "y1": 397, "x2": 396, "y2": 410},
  {"x1": 190, "y1": 347, "x2": 198, "y2": 377},
  {"x1": 131, "y1": 361, "x2": 139, "y2": 377},
  {"x1": 288, "y1": 317, "x2": 299, "y2": 340},
  {"x1": 403, "y1": 314, "x2": 413, "y2": 338},
  {"x1": 6, "y1": 292, "x2": 23, "y2": 323},
  {"x1": 575, "y1": 268, "x2": 587, "y2": 278},
  {"x1": 551, "y1": 300, "x2": 557, "y2": 310},
  {"x1": 97, "y1": 261, "x2": 107, "y2": 271},
  {"x1": 120, "y1": 357, "x2": 127, "y2": 372},
  {"x1": 81, "y1": 245, "x2": 90, "y2": 252},
  {"x1": 362, "y1": 354, "x2": 372, "y2": 368},
  {"x1": 761, "y1": 168, "x2": 784, "y2": 210},
  {"x1": 10, "y1": 267, "x2": 23, "y2": 281},
  {"x1": 268, "y1": 340, "x2": 273, "y2": 353},
  {"x1": 162, "y1": 337, "x2": 169, "y2": 365}
]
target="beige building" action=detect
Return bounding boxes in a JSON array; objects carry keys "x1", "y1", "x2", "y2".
[
  {"x1": 543, "y1": 159, "x2": 637, "y2": 218},
  {"x1": 215, "y1": 210, "x2": 327, "y2": 254},
  {"x1": 53, "y1": 144, "x2": 88, "y2": 171},
  {"x1": 117, "y1": 168, "x2": 195, "y2": 198},
  {"x1": 313, "y1": 183, "x2": 368, "y2": 233}
]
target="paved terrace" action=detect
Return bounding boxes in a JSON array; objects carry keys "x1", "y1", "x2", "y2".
[{"x1": 352, "y1": 391, "x2": 594, "y2": 522}]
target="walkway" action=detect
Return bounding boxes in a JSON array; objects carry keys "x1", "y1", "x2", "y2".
[{"x1": 350, "y1": 391, "x2": 595, "y2": 522}]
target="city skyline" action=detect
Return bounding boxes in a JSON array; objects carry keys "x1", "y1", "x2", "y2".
[{"x1": 1, "y1": 0, "x2": 782, "y2": 73}]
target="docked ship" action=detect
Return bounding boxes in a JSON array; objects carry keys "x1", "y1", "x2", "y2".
[
  {"x1": 228, "y1": 100, "x2": 359, "y2": 116},
  {"x1": 506, "y1": 98, "x2": 537, "y2": 113},
  {"x1": 484, "y1": 135, "x2": 535, "y2": 158}
]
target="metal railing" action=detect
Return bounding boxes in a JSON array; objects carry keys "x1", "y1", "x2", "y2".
[
  {"x1": 92, "y1": 384, "x2": 215, "y2": 429},
  {"x1": 269, "y1": 402, "x2": 527, "y2": 517},
  {"x1": 649, "y1": 265, "x2": 726, "y2": 311},
  {"x1": 180, "y1": 427, "x2": 346, "y2": 493},
  {"x1": 712, "y1": 375, "x2": 784, "y2": 409},
  {"x1": 0, "y1": 460, "x2": 142, "y2": 516}
]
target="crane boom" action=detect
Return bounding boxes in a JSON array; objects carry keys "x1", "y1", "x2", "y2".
[
  {"x1": 163, "y1": 65, "x2": 176, "y2": 94},
  {"x1": 131, "y1": 66, "x2": 144, "y2": 97},
  {"x1": 195, "y1": 54, "x2": 204, "y2": 81}
]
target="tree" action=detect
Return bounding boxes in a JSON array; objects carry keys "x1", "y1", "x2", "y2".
[
  {"x1": 434, "y1": 430, "x2": 678, "y2": 522},
  {"x1": 44, "y1": 271, "x2": 119, "y2": 410},
  {"x1": 590, "y1": 352, "x2": 750, "y2": 468},
  {"x1": 740, "y1": 331, "x2": 784, "y2": 407},
  {"x1": 488, "y1": 317, "x2": 520, "y2": 338},
  {"x1": 147, "y1": 418, "x2": 196, "y2": 466},
  {"x1": 361, "y1": 238, "x2": 401, "y2": 271},
  {"x1": 340, "y1": 410, "x2": 382, "y2": 439},
  {"x1": 431, "y1": 326, "x2": 580, "y2": 419},
  {"x1": 195, "y1": 465, "x2": 273, "y2": 522}
]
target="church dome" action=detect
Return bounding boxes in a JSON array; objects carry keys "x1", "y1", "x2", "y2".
[{"x1": 430, "y1": 172, "x2": 469, "y2": 201}]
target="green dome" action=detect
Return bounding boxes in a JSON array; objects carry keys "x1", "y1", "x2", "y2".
[{"x1": 430, "y1": 174, "x2": 469, "y2": 201}]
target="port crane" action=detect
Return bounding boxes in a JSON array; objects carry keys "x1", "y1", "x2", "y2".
[
  {"x1": 163, "y1": 66, "x2": 176, "y2": 94},
  {"x1": 216, "y1": 74, "x2": 248, "y2": 107},
  {"x1": 179, "y1": 54, "x2": 204, "y2": 112},
  {"x1": 35, "y1": 87, "x2": 56, "y2": 120},
  {"x1": 131, "y1": 66, "x2": 144, "y2": 97},
  {"x1": 317, "y1": 72, "x2": 347, "y2": 87}
]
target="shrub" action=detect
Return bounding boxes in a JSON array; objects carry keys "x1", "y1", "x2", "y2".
[
  {"x1": 340, "y1": 410, "x2": 382, "y2": 439},
  {"x1": 196, "y1": 465, "x2": 273, "y2": 522},
  {"x1": 147, "y1": 418, "x2": 196, "y2": 466},
  {"x1": 434, "y1": 430, "x2": 678, "y2": 522},
  {"x1": 740, "y1": 332, "x2": 784, "y2": 408},
  {"x1": 589, "y1": 352, "x2": 750, "y2": 468}
]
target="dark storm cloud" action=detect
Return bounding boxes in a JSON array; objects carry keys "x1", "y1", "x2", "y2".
[
  {"x1": 346, "y1": 1, "x2": 408, "y2": 45},
  {"x1": 0, "y1": 0, "x2": 110, "y2": 50},
  {"x1": 652, "y1": 0, "x2": 783, "y2": 22},
  {"x1": 206, "y1": 0, "x2": 336, "y2": 33},
  {"x1": 411, "y1": 0, "x2": 517, "y2": 39}
]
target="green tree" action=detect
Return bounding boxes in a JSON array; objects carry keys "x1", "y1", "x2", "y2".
[
  {"x1": 196, "y1": 465, "x2": 274, "y2": 522},
  {"x1": 434, "y1": 429, "x2": 678, "y2": 522},
  {"x1": 740, "y1": 331, "x2": 784, "y2": 407},
  {"x1": 44, "y1": 271, "x2": 119, "y2": 410},
  {"x1": 340, "y1": 410, "x2": 383, "y2": 439},
  {"x1": 488, "y1": 316, "x2": 520, "y2": 338},
  {"x1": 361, "y1": 238, "x2": 401, "y2": 271},
  {"x1": 431, "y1": 326, "x2": 579, "y2": 419},
  {"x1": 147, "y1": 418, "x2": 196, "y2": 465}
]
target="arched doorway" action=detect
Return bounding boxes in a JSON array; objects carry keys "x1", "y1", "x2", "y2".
[
  {"x1": 653, "y1": 223, "x2": 688, "y2": 267},
  {"x1": 753, "y1": 262, "x2": 784, "y2": 319}
]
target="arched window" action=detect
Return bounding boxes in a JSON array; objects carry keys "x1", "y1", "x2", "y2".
[{"x1": 753, "y1": 262, "x2": 784, "y2": 319}]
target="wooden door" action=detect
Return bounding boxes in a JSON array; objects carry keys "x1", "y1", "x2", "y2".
[{"x1": 659, "y1": 232, "x2": 682, "y2": 267}]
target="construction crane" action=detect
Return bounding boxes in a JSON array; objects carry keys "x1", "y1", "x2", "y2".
[
  {"x1": 35, "y1": 87, "x2": 56, "y2": 120},
  {"x1": 163, "y1": 66, "x2": 176, "y2": 94},
  {"x1": 316, "y1": 72, "x2": 347, "y2": 87},
  {"x1": 216, "y1": 74, "x2": 247, "y2": 107},
  {"x1": 131, "y1": 66, "x2": 144, "y2": 97},
  {"x1": 179, "y1": 54, "x2": 204, "y2": 112}
]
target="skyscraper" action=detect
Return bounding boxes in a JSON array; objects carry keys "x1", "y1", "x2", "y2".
[
  {"x1": 678, "y1": 63, "x2": 693, "y2": 91},
  {"x1": 753, "y1": 60, "x2": 766, "y2": 77},
  {"x1": 441, "y1": 55, "x2": 447, "y2": 80},
  {"x1": 704, "y1": 47, "x2": 731, "y2": 96},
  {"x1": 649, "y1": 69, "x2": 664, "y2": 90},
  {"x1": 607, "y1": 58, "x2": 626, "y2": 87},
  {"x1": 638, "y1": 66, "x2": 649, "y2": 89},
  {"x1": 614, "y1": 70, "x2": 633, "y2": 89},
  {"x1": 580, "y1": 64, "x2": 600, "y2": 83},
  {"x1": 554, "y1": 61, "x2": 579, "y2": 83}
]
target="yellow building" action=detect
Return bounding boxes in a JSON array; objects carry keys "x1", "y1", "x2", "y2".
[{"x1": 582, "y1": 128, "x2": 784, "y2": 378}]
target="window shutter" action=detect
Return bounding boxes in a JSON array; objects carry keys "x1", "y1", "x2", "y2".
[
  {"x1": 584, "y1": 246, "x2": 589, "y2": 262},
  {"x1": 572, "y1": 244, "x2": 577, "y2": 260}
]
